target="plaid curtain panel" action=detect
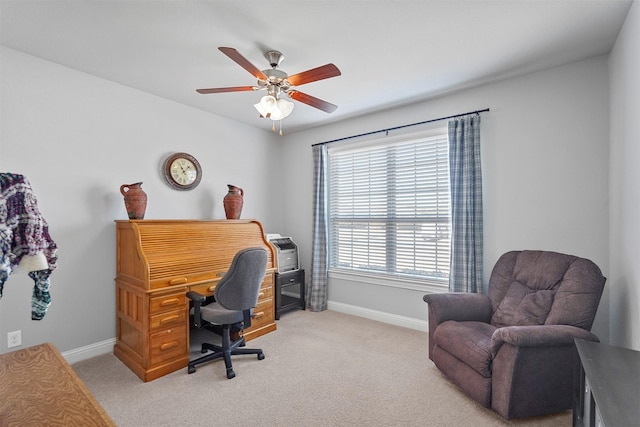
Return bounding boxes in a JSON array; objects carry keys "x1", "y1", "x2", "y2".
[
  {"x1": 309, "y1": 144, "x2": 329, "y2": 311},
  {"x1": 448, "y1": 115, "x2": 483, "y2": 293}
]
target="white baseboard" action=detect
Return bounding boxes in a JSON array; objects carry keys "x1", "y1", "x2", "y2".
[
  {"x1": 327, "y1": 301, "x2": 428, "y2": 332},
  {"x1": 61, "y1": 338, "x2": 115, "y2": 364},
  {"x1": 60, "y1": 305, "x2": 427, "y2": 364}
]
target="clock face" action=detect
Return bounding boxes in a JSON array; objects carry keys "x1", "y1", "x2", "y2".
[
  {"x1": 170, "y1": 158, "x2": 197, "y2": 185},
  {"x1": 163, "y1": 153, "x2": 202, "y2": 190}
]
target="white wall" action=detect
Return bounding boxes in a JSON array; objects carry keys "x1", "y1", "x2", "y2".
[
  {"x1": 0, "y1": 47, "x2": 282, "y2": 354},
  {"x1": 1, "y1": 39, "x2": 628, "y2": 355},
  {"x1": 281, "y1": 56, "x2": 611, "y2": 340},
  {"x1": 609, "y1": 0, "x2": 640, "y2": 351}
]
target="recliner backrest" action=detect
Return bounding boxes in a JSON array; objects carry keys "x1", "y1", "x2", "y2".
[
  {"x1": 214, "y1": 247, "x2": 267, "y2": 312},
  {"x1": 488, "y1": 250, "x2": 605, "y2": 330}
]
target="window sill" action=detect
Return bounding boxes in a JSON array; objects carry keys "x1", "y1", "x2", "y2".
[{"x1": 328, "y1": 269, "x2": 448, "y2": 293}]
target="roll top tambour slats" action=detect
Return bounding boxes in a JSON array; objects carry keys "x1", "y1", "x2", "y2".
[{"x1": 117, "y1": 220, "x2": 275, "y2": 289}]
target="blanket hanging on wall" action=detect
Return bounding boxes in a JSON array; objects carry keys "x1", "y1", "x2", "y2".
[{"x1": 0, "y1": 173, "x2": 58, "y2": 320}]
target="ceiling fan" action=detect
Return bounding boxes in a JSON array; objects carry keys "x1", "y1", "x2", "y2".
[{"x1": 196, "y1": 47, "x2": 341, "y2": 120}]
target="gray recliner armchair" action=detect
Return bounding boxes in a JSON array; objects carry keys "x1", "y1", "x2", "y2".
[{"x1": 423, "y1": 250, "x2": 605, "y2": 419}]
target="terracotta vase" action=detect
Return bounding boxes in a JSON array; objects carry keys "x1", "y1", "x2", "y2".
[
  {"x1": 120, "y1": 182, "x2": 147, "y2": 220},
  {"x1": 223, "y1": 184, "x2": 244, "y2": 219}
]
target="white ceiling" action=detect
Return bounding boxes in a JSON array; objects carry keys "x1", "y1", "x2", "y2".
[{"x1": 0, "y1": 0, "x2": 633, "y2": 134}]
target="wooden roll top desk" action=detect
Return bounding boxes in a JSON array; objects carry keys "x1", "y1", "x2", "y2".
[{"x1": 114, "y1": 219, "x2": 277, "y2": 382}]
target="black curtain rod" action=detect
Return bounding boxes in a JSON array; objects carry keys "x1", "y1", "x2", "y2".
[{"x1": 312, "y1": 108, "x2": 490, "y2": 147}]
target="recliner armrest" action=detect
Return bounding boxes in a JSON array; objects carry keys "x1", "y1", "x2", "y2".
[
  {"x1": 490, "y1": 324, "x2": 599, "y2": 355},
  {"x1": 423, "y1": 293, "x2": 492, "y2": 361},
  {"x1": 423, "y1": 293, "x2": 492, "y2": 324}
]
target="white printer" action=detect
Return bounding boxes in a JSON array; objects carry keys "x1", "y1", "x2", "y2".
[{"x1": 267, "y1": 234, "x2": 299, "y2": 273}]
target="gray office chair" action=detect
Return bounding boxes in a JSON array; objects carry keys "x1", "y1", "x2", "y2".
[{"x1": 186, "y1": 247, "x2": 268, "y2": 379}]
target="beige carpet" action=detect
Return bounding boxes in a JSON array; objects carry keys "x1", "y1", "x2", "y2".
[{"x1": 73, "y1": 310, "x2": 571, "y2": 426}]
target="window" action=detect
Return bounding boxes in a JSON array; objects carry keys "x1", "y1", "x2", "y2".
[{"x1": 328, "y1": 129, "x2": 450, "y2": 287}]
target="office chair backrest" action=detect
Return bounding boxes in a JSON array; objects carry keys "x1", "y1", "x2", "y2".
[{"x1": 214, "y1": 247, "x2": 268, "y2": 311}]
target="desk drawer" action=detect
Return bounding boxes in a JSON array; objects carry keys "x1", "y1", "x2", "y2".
[
  {"x1": 149, "y1": 325, "x2": 187, "y2": 366},
  {"x1": 257, "y1": 274, "x2": 274, "y2": 300},
  {"x1": 262, "y1": 273, "x2": 274, "y2": 287},
  {"x1": 276, "y1": 270, "x2": 304, "y2": 287},
  {"x1": 150, "y1": 292, "x2": 186, "y2": 314},
  {"x1": 257, "y1": 285, "x2": 273, "y2": 300},
  {"x1": 150, "y1": 309, "x2": 187, "y2": 332},
  {"x1": 190, "y1": 282, "x2": 217, "y2": 297},
  {"x1": 190, "y1": 277, "x2": 271, "y2": 299},
  {"x1": 249, "y1": 298, "x2": 274, "y2": 331}
]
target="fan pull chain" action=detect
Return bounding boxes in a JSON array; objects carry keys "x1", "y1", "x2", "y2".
[{"x1": 270, "y1": 120, "x2": 284, "y2": 136}]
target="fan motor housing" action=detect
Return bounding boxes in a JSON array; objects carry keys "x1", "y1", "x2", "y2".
[
  {"x1": 262, "y1": 68, "x2": 290, "y2": 90},
  {"x1": 264, "y1": 50, "x2": 284, "y2": 68}
]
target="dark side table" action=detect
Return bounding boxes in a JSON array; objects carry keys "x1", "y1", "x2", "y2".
[
  {"x1": 275, "y1": 269, "x2": 305, "y2": 319},
  {"x1": 573, "y1": 338, "x2": 640, "y2": 427}
]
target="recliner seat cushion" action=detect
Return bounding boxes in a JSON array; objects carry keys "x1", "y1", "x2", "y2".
[{"x1": 433, "y1": 320, "x2": 497, "y2": 377}]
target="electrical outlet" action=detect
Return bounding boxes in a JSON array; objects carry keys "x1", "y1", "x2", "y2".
[{"x1": 7, "y1": 330, "x2": 21, "y2": 348}]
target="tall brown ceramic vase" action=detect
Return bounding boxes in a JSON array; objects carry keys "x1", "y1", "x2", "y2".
[
  {"x1": 223, "y1": 184, "x2": 243, "y2": 219},
  {"x1": 120, "y1": 182, "x2": 147, "y2": 220}
]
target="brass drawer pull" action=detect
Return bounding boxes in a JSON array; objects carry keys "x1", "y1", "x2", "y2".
[
  {"x1": 160, "y1": 341, "x2": 179, "y2": 351},
  {"x1": 160, "y1": 314, "x2": 179, "y2": 324},
  {"x1": 207, "y1": 285, "x2": 216, "y2": 292},
  {"x1": 169, "y1": 278, "x2": 188, "y2": 285},
  {"x1": 217, "y1": 271, "x2": 227, "y2": 277},
  {"x1": 160, "y1": 298, "x2": 180, "y2": 307},
  {"x1": 252, "y1": 311, "x2": 265, "y2": 319},
  {"x1": 258, "y1": 292, "x2": 265, "y2": 298}
]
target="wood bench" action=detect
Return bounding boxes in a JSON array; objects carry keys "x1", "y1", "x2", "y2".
[{"x1": 0, "y1": 342, "x2": 114, "y2": 426}]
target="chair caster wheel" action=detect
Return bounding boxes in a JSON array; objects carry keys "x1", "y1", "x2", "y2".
[
  {"x1": 257, "y1": 352, "x2": 265, "y2": 360},
  {"x1": 226, "y1": 369, "x2": 236, "y2": 379},
  {"x1": 188, "y1": 365, "x2": 196, "y2": 374}
]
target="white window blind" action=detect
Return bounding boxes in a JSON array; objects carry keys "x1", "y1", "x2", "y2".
[{"x1": 328, "y1": 130, "x2": 450, "y2": 283}]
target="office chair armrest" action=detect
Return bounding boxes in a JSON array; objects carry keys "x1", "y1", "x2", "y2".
[
  {"x1": 243, "y1": 309, "x2": 252, "y2": 329},
  {"x1": 186, "y1": 291, "x2": 207, "y2": 328},
  {"x1": 186, "y1": 291, "x2": 206, "y2": 303}
]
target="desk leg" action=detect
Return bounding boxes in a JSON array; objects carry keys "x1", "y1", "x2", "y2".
[
  {"x1": 588, "y1": 391, "x2": 596, "y2": 427},
  {"x1": 300, "y1": 269, "x2": 306, "y2": 310},
  {"x1": 275, "y1": 279, "x2": 282, "y2": 320},
  {"x1": 573, "y1": 365, "x2": 585, "y2": 427}
]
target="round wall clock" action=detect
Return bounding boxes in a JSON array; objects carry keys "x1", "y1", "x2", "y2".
[{"x1": 163, "y1": 152, "x2": 202, "y2": 190}]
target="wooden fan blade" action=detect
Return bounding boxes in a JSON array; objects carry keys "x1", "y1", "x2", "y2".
[
  {"x1": 196, "y1": 86, "x2": 257, "y2": 94},
  {"x1": 287, "y1": 64, "x2": 341, "y2": 86},
  {"x1": 218, "y1": 47, "x2": 267, "y2": 80},
  {"x1": 288, "y1": 90, "x2": 338, "y2": 113}
]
